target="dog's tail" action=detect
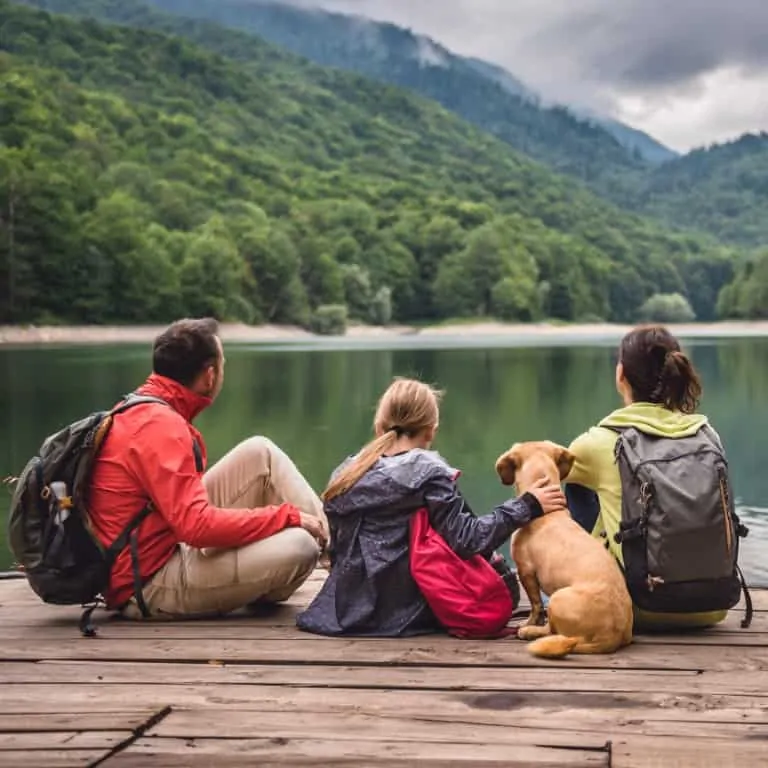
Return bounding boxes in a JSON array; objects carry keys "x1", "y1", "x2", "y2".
[{"x1": 526, "y1": 634, "x2": 580, "y2": 659}]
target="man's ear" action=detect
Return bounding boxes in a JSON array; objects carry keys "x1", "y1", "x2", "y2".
[
  {"x1": 555, "y1": 447, "x2": 575, "y2": 481},
  {"x1": 495, "y1": 448, "x2": 520, "y2": 486}
]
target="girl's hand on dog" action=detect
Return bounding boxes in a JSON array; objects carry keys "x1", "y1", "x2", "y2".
[{"x1": 527, "y1": 477, "x2": 567, "y2": 514}]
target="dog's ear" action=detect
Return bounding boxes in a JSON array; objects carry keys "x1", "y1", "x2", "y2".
[
  {"x1": 555, "y1": 447, "x2": 575, "y2": 481},
  {"x1": 495, "y1": 447, "x2": 520, "y2": 486}
]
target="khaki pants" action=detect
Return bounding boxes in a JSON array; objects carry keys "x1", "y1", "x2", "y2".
[{"x1": 122, "y1": 436, "x2": 326, "y2": 620}]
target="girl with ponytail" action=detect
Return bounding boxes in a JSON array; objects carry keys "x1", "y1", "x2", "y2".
[{"x1": 297, "y1": 377, "x2": 566, "y2": 637}]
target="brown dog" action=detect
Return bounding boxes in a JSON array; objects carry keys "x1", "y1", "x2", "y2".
[{"x1": 495, "y1": 441, "x2": 633, "y2": 659}]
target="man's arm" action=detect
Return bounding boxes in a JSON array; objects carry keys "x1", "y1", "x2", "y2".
[{"x1": 127, "y1": 420, "x2": 301, "y2": 549}]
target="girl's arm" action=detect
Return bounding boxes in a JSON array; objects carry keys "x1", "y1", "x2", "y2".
[{"x1": 423, "y1": 473, "x2": 544, "y2": 560}]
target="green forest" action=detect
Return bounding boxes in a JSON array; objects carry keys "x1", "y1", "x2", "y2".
[
  {"x1": 0, "y1": 0, "x2": 766, "y2": 327},
  {"x1": 130, "y1": 0, "x2": 768, "y2": 250}
]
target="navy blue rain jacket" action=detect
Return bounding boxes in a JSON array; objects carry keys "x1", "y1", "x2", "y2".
[{"x1": 296, "y1": 449, "x2": 541, "y2": 637}]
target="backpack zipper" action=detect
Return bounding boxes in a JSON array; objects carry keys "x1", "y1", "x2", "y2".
[{"x1": 717, "y1": 467, "x2": 733, "y2": 557}]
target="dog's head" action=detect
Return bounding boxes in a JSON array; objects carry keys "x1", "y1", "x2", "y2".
[{"x1": 495, "y1": 441, "x2": 574, "y2": 491}]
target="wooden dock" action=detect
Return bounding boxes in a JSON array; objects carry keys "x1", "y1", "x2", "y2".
[{"x1": 0, "y1": 571, "x2": 765, "y2": 767}]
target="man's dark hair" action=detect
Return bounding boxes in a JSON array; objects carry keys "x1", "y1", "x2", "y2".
[{"x1": 152, "y1": 318, "x2": 221, "y2": 387}]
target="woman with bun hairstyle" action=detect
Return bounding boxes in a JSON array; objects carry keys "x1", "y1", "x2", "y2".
[
  {"x1": 297, "y1": 377, "x2": 566, "y2": 637},
  {"x1": 565, "y1": 324, "x2": 729, "y2": 629}
]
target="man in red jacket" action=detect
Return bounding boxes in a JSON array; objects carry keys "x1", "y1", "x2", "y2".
[{"x1": 88, "y1": 317, "x2": 328, "y2": 620}]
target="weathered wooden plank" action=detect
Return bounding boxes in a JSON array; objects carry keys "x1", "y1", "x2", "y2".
[
  {"x1": 0, "y1": 621, "x2": 768, "y2": 655},
  {"x1": 112, "y1": 737, "x2": 608, "y2": 767},
  {"x1": 149, "y1": 706, "x2": 768, "y2": 741},
  {"x1": 1, "y1": 683, "x2": 766, "y2": 721},
  {"x1": 0, "y1": 730, "x2": 126, "y2": 750},
  {"x1": 0, "y1": 710, "x2": 154, "y2": 732},
  {"x1": 0, "y1": 751, "x2": 104, "y2": 767},
  {"x1": 0, "y1": 637, "x2": 764, "y2": 672},
  {"x1": 0, "y1": 660, "x2": 706, "y2": 694},
  {"x1": 611, "y1": 735, "x2": 768, "y2": 768},
  {"x1": 153, "y1": 709, "x2": 612, "y2": 749}
]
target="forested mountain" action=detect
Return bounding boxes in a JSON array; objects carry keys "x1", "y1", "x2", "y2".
[
  {"x1": 628, "y1": 134, "x2": 768, "y2": 247},
  {"x1": 0, "y1": 1, "x2": 743, "y2": 328},
  {"x1": 132, "y1": 0, "x2": 658, "y2": 191},
  {"x1": 132, "y1": 0, "x2": 768, "y2": 251},
  {"x1": 570, "y1": 109, "x2": 679, "y2": 166}
]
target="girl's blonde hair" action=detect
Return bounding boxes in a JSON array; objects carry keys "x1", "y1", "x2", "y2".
[{"x1": 322, "y1": 377, "x2": 442, "y2": 502}]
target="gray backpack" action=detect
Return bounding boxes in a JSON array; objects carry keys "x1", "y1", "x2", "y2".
[{"x1": 610, "y1": 423, "x2": 752, "y2": 628}]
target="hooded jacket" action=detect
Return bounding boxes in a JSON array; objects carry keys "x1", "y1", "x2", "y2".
[
  {"x1": 88, "y1": 373, "x2": 302, "y2": 609},
  {"x1": 566, "y1": 401, "x2": 725, "y2": 627},
  {"x1": 296, "y1": 448, "x2": 542, "y2": 637}
]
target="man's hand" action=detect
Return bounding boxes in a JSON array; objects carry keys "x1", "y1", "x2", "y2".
[
  {"x1": 526, "y1": 476, "x2": 567, "y2": 514},
  {"x1": 299, "y1": 512, "x2": 329, "y2": 548}
]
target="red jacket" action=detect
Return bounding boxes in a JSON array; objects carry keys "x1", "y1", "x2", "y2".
[{"x1": 88, "y1": 373, "x2": 301, "y2": 608}]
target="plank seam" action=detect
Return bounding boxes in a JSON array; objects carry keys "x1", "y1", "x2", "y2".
[
  {"x1": 88, "y1": 705, "x2": 172, "y2": 768},
  {"x1": 0, "y1": 656, "x2": 713, "y2": 673}
]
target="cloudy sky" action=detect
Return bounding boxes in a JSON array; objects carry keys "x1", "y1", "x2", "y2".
[{"x1": 284, "y1": 0, "x2": 767, "y2": 152}]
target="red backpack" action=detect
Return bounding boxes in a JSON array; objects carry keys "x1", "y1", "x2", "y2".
[{"x1": 409, "y1": 506, "x2": 516, "y2": 639}]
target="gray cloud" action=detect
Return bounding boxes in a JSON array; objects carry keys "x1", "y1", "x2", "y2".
[
  {"x1": 277, "y1": 0, "x2": 768, "y2": 150},
  {"x1": 521, "y1": 0, "x2": 768, "y2": 89}
]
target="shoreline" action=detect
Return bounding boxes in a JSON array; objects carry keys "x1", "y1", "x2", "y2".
[{"x1": 2, "y1": 320, "x2": 768, "y2": 347}]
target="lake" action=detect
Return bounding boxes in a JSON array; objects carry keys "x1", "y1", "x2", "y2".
[{"x1": 1, "y1": 335, "x2": 766, "y2": 586}]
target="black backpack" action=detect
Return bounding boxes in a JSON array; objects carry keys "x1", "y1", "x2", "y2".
[
  {"x1": 6, "y1": 393, "x2": 202, "y2": 636},
  {"x1": 610, "y1": 423, "x2": 752, "y2": 628}
]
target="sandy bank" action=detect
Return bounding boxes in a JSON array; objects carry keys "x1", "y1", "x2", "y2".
[{"x1": 2, "y1": 320, "x2": 768, "y2": 347}]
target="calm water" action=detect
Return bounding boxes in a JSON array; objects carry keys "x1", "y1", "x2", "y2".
[{"x1": 1, "y1": 336, "x2": 766, "y2": 585}]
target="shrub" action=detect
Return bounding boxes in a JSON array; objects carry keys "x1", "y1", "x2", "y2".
[
  {"x1": 636, "y1": 293, "x2": 696, "y2": 323},
  {"x1": 309, "y1": 304, "x2": 348, "y2": 335}
]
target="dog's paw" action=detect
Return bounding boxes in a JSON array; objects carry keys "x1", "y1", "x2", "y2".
[{"x1": 517, "y1": 624, "x2": 550, "y2": 641}]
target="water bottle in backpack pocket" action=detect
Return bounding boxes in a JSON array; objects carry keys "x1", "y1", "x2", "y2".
[{"x1": 610, "y1": 424, "x2": 752, "y2": 628}]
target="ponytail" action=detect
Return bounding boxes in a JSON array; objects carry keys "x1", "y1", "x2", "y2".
[
  {"x1": 656, "y1": 350, "x2": 702, "y2": 414},
  {"x1": 322, "y1": 430, "x2": 398, "y2": 502}
]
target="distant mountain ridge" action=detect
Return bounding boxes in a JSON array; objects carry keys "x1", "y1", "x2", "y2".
[
  {"x1": 460, "y1": 55, "x2": 677, "y2": 164},
  {"x1": 139, "y1": 0, "x2": 672, "y2": 196}
]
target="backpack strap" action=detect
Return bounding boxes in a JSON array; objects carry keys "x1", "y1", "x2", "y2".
[
  {"x1": 736, "y1": 564, "x2": 753, "y2": 629},
  {"x1": 112, "y1": 393, "x2": 172, "y2": 415}
]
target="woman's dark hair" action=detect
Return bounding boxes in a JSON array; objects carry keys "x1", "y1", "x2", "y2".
[
  {"x1": 152, "y1": 317, "x2": 220, "y2": 386},
  {"x1": 618, "y1": 325, "x2": 702, "y2": 414}
]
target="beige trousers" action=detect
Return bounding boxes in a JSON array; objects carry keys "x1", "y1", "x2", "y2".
[{"x1": 122, "y1": 436, "x2": 326, "y2": 620}]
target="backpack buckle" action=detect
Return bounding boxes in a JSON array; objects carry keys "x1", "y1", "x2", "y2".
[
  {"x1": 614, "y1": 517, "x2": 646, "y2": 544},
  {"x1": 646, "y1": 575, "x2": 665, "y2": 592},
  {"x1": 736, "y1": 522, "x2": 749, "y2": 538},
  {"x1": 639, "y1": 481, "x2": 653, "y2": 509}
]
